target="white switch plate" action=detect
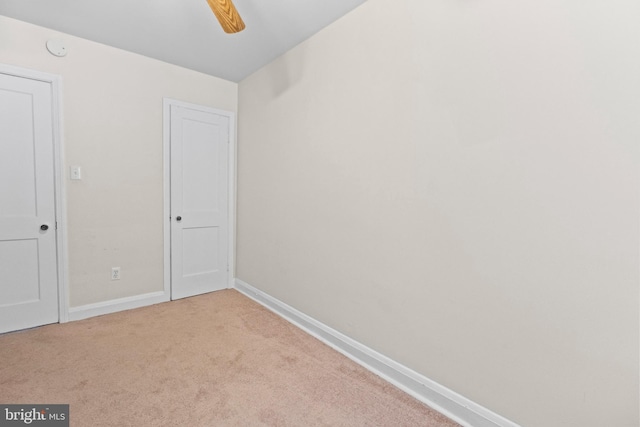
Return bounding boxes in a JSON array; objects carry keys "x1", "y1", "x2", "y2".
[{"x1": 70, "y1": 166, "x2": 82, "y2": 180}]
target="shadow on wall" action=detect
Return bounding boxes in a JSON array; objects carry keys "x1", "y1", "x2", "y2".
[
  {"x1": 240, "y1": 0, "x2": 308, "y2": 97},
  {"x1": 266, "y1": 47, "x2": 307, "y2": 98}
]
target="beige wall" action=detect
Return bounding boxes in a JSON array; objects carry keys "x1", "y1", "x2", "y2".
[
  {"x1": 0, "y1": 16, "x2": 237, "y2": 307},
  {"x1": 237, "y1": 1, "x2": 639, "y2": 426}
]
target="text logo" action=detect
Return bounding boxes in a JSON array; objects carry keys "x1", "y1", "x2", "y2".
[{"x1": 0, "y1": 405, "x2": 68, "y2": 426}]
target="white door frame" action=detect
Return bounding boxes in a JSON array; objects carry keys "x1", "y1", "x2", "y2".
[
  {"x1": 162, "y1": 98, "x2": 236, "y2": 297},
  {"x1": 0, "y1": 63, "x2": 69, "y2": 323}
]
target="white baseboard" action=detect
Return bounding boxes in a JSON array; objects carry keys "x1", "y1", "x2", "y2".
[
  {"x1": 67, "y1": 291, "x2": 169, "y2": 322},
  {"x1": 234, "y1": 279, "x2": 520, "y2": 427}
]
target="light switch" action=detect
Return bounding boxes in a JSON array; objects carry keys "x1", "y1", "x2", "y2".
[{"x1": 70, "y1": 166, "x2": 82, "y2": 180}]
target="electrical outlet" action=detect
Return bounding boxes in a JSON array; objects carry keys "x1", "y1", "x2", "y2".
[{"x1": 111, "y1": 267, "x2": 121, "y2": 281}]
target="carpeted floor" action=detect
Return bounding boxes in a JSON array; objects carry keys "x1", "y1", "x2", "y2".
[{"x1": 0, "y1": 290, "x2": 459, "y2": 426}]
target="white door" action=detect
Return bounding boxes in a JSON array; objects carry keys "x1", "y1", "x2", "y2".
[
  {"x1": 0, "y1": 73, "x2": 58, "y2": 333},
  {"x1": 170, "y1": 104, "x2": 229, "y2": 300}
]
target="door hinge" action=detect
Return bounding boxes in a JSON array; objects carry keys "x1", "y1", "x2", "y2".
[{"x1": 55, "y1": 221, "x2": 58, "y2": 230}]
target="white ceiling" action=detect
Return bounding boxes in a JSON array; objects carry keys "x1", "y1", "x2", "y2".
[{"x1": 0, "y1": 0, "x2": 367, "y2": 82}]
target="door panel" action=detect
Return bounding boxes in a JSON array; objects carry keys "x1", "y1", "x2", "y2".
[
  {"x1": 0, "y1": 89, "x2": 38, "y2": 216},
  {"x1": 170, "y1": 104, "x2": 229, "y2": 300},
  {"x1": 0, "y1": 239, "x2": 40, "y2": 305},
  {"x1": 182, "y1": 227, "x2": 219, "y2": 277},
  {"x1": 0, "y1": 73, "x2": 58, "y2": 333}
]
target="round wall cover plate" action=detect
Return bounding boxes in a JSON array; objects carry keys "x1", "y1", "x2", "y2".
[{"x1": 46, "y1": 39, "x2": 67, "y2": 57}]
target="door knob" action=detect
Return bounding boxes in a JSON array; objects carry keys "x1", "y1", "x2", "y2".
[
  {"x1": 176, "y1": 216, "x2": 182, "y2": 222},
  {"x1": 40, "y1": 224, "x2": 49, "y2": 231}
]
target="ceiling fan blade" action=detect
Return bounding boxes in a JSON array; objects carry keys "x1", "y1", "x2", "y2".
[{"x1": 206, "y1": 0, "x2": 246, "y2": 34}]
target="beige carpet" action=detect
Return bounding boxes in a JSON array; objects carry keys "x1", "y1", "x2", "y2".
[{"x1": 0, "y1": 290, "x2": 459, "y2": 426}]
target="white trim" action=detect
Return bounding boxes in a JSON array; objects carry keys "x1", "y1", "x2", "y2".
[
  {"x1": 0, "y1": 63, "x2": 69, "y2": 324},
  {"x1": 234, "y1": 279, "x2": 521, "y2": 427},
  {"x1": 51, "y1": 72, "x2": 69, "y2": 323},
  {"x1": 162, "y1": 98, "x2": 237, "y2": 299},
  {"x1": 163, "y1": 99, "x2": 172, "y2": 298},
  {"x1": 67, "y1": 291, "x2": 168, "y2": 322},
  {"x1": 227, "y1": 110, "x2": 237, "y2": 288}
]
